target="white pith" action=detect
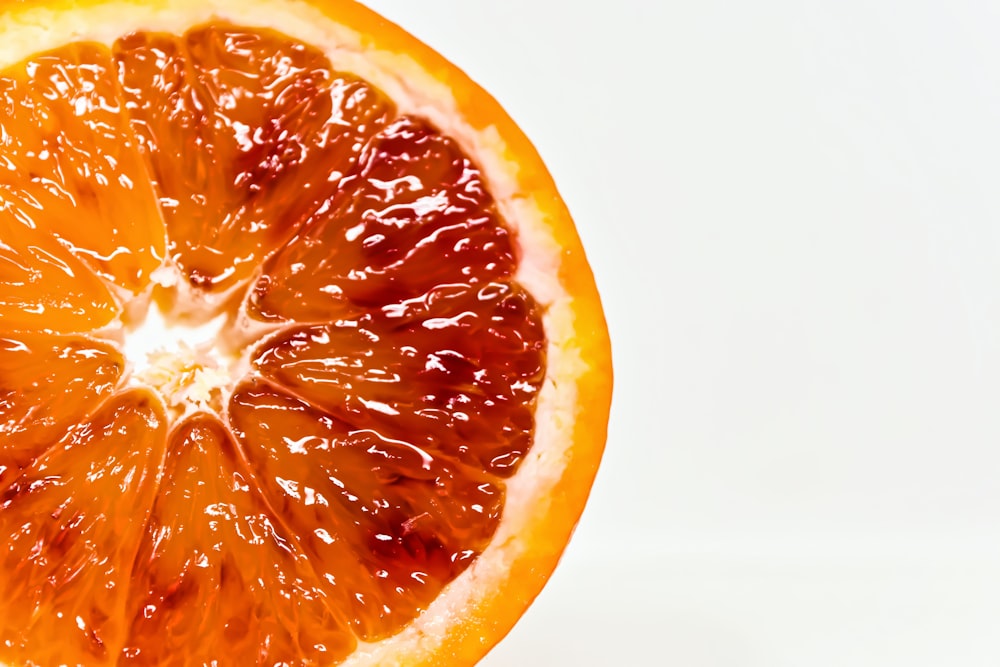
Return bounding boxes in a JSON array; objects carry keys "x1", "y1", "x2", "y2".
[
  {"x1": 122, "y1": 302, "x2": 237, "y2": 422},
  {"x1": 126, "y1": 305, "x2": 231, "y2": 405},
  {"x1": 109, "y1": 262, "x2": 283, "y2": 421},
  {"x1": 0, "y1": 1, "x2": 590, "y2": 665}
]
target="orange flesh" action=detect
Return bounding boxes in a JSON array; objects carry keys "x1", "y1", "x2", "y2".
[
  {"x1": 121, "y1": 415, "x2": 355, "y2": 665},
  {"x1": 0, "y1": 332, "x2": 123, "y2": 486},
  {"x1": 0, "y1": 44, "x2": 165, "y2": 294},
  {"x1": 0, "y1": 23, "x2": 546, "y2": 666},
  {"x1": 0, "y1": 390, "x2": 167, "y2": 665},
  {"x1": 114, "y1": 26, "x2": 393, "y2": 294},
  {"x1": 0, "y1": 212, "x2": 121, "y2": 331}
]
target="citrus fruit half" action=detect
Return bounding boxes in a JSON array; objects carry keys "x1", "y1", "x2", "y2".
[{"x1": 0, "y1": 0, "x2": 612, "y2": 665}]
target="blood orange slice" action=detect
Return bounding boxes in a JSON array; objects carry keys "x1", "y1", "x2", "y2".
[{"x1": 0, "y1": 1, "x2": 612, "y2": 665}]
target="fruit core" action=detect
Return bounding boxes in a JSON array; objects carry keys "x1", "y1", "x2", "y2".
[{"x1": 120, "y1": 293, "x2": 242, "y2": 417}]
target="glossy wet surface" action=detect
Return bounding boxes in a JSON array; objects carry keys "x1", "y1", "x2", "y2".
[{"x1": 0, "y1": 23, "x2": 545, "y2": 666}]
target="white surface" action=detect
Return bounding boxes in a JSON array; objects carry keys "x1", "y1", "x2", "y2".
[{"x1": 363, "y1": 1, "x2": 1000, "y2": 665}]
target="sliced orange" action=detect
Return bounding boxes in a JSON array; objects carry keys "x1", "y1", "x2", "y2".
[{"x1": 0, "y1": 1, "x2": 612, "y2": 665}]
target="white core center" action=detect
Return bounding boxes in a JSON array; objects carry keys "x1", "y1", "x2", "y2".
[{"x1": 123, "y1": 302, "x2": 240, "y2": 415}]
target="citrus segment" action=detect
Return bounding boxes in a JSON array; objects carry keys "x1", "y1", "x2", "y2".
[
  {"x1": 0, "y1": 43, "x2": 164, "y2": 294},
  {"x1": 122, "y1": 414, "x2": 356, "y2": 666},
  {"x1": 229, "y1": 382, "x2": 504, "y2": 641},
  {"x1": 0, "y1": 332, "x2": 122, "y2": 486},
  {"x1": 0, "y1": 389, "x2": 166, "y2": 666},
  {"x1": 0, "y1": 209, "x2": 120, "y2": 332},
  {"x1": 114, "y1": 25, "x2": 393, "y2": 294},
  {"x1": 253, "y1": 281, "x2": 545, "y2": 478},
  {"x1": 249, "y1": 117, "x2": 516, "y2": 322}
]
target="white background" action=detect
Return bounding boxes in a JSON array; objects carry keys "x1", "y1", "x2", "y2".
[{"x1": 364, "y1": 1, "x2": 1000, "y2": 664}]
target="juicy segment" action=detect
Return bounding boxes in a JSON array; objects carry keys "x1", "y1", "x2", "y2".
[
  {"x1": 253, "y1": 282, "x2": 546, "y2": 477},
  {"x1": 229, "y1": 383, "x2": 506, "y2": 640},
  {"x1": 0, "y1": 43, "x2": 165, "y2": 294},
  {"x1": 115, "y1": 26, "x2": 393, "y2": 294},
  {"x1": 122, "y1": 415, "x2": 356, "y2": 665},
  {"x1": 0, "y1": 22, "x2": 547, "y2": 666},
  {"x1": 0, "y1": 332, "x2": 123, "y2": 486},
  {"x1": 250, "y1": 117, "x2": 517, "y2": 322},
  {"x1": 0, "y1": 210, "x2": 120, "y2": 331},
  {"x1": 0, "y1": 391, "x2": 167, "y2": 666}
]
